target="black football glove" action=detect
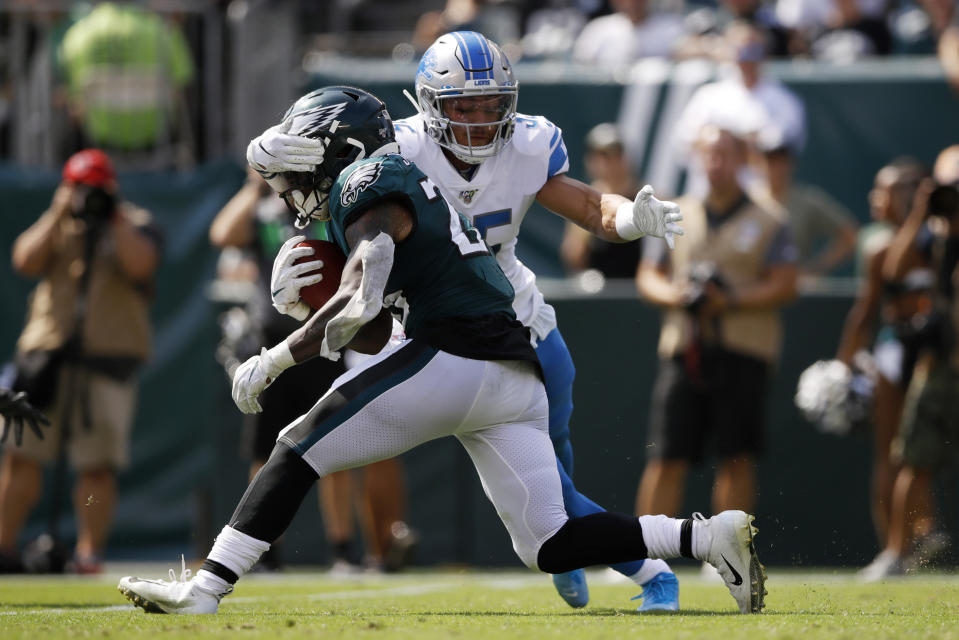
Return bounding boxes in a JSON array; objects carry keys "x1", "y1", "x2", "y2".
[{"x1": 0, "y1": 389, "x2": 51, "y2": 446}]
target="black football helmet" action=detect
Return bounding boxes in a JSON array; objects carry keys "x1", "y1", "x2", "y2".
[{"x1": 278, "y1": 85, "x2": 398, "y2": 228}]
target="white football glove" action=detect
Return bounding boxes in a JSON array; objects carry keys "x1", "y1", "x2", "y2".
[
  {"x1": 615, "y1": 185, "x2": 684, "y2": 249},
  {"x1": 247, "y1": 120, "x2": 327, "y2": 177},
  {"x1": 232, "y1": 343, "x2": 295, "y2": 414},
  {"x1": 271, "y1": 234, "x2": 324, "y2": 321}
]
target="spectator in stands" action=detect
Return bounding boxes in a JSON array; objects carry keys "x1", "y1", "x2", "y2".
[
  {"x1": 751, "y1": 126, "x2": 858, "y2": 275},
  {"x1": 860, "y1": 145, "x2": 959, "y2": 580},
  {"x1": 678, "y1": 0, "x2": 793, "y2": 59},
  {"x1": 571, "y1": 0, "x2": 686, "y2": 64},
  {"x1": 835, "y1": 157, "x2": 934, "y2": 559},
  {"x1": 57, "y1": 2, "x2": 195, "y2": 168},
  {"x1": 673, "y1": 20, "x2": 807, "y2": 197},
  {"x1": 916, "y1": 0, "x2": 959, "y2": 92},
  {"x1": 412, "y1": 0, "x2": 522, "y2": 55},
  {"x1": 773, "y1": 0, "x2": 893, "y2": 60},
  {"x1": 0, "y1": 149, "x2": 160, "y2": 574},
  {"x1": 519, "y1": 2, "x2": 588, "y2": 61},
  {"x1": 561, "y1": 123, "x2": 642, "y2": 278},
  {"x1": 209, "y1": 169, "x2": 416, "y2": 574},
  {"x1": 634, "y1": 126, "x2": 798, "y2": 530}
]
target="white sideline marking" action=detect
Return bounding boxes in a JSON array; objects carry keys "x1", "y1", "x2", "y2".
[
  {"x1": 0, "y1": 580, "x2": 464, "y2": 616},
  {"x1": 229, "y1": 581, "x2": 459, "y2": 604},
  {"x1": 1, "y1": 605, "x2": 132, "y2": 616}
]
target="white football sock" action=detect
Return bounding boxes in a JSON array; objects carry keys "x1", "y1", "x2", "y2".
[
  {"x1": 637, "y1": 515, "x2": 683, "y2": 559},
  {"x1": 629, "y1": 558, "x2": 673, "y2": 586},
  {"x1": 204, "y1": 525, "x2": 271, "y2": 584},
  {"x1": 693, "y1": 520, "x2": 711, "y2": 561},
  {"x1": 194, "y1": 569, "x2": 232, "y2": 595}
]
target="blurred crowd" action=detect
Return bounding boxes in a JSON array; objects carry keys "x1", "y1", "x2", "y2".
[
  {"x1": 2, "y1": 0, "x2": 959, "y2": 169},
  {"x1": 409, "y1": 0, "x2": 957, "y2": 64}
]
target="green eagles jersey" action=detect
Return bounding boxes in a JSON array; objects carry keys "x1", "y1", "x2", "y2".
[{"x1": 327, "y1": 154, "x2": 537, "y2": 366}]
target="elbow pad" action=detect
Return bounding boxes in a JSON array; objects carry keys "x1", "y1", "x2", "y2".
[{"x1": 320, "y1": 232, "x2": 394, "y2": 360}]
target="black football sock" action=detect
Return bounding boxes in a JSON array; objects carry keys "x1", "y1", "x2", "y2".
[
  {"x1": 199, "y1": 443, "x2": 318, "y2": 585},
  {"x1": 536, "y1": 512, "x2": 648, "y2": 574}
]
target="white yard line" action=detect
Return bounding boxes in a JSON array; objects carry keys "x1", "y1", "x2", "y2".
[
  {"x1": 1, "y1": 605, "x2": 132, "y2": 616},
  {"x1": 1, "y1": 579, "x2": 465, "y2": 616},
  {"x1": 229, "y1": 580, "x2": 460, "y2": 604}
]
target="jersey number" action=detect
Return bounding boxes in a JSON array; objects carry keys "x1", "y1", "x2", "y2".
[
  {"x1": 419, "y1": 177, "x2": 490, "y2": 258},
  {"x1": 472, "y1": 209, "x2": 512, "y2": 243}
]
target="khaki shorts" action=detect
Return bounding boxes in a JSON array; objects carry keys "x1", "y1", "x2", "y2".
[
  {"x1": 894, "y1": 361, "x2": 959, "y2": 471},
  {"x1": 4, "y1": 365, "x2": 137, "y2": 471}
]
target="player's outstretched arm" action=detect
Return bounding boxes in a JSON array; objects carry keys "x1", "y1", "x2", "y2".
[
  {"x1": 536, "y1": 176, "x2": 683, "y2": 248},
  {"x1": 616, "y1": 185, "x2": 683, "y2": 249}
]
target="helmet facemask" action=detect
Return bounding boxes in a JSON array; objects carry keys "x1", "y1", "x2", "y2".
[
  {"x1": 420, "y1": 87, "x2": 517, "y2": 165},
  {"x1": 279, "y1": 170, "x2": 334, "y2": 229}
]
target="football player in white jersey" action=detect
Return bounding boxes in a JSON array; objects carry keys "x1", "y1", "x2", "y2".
[
  {"x1": 255, "y1": 32, "x2": 684, "y2": 611},
  {"x1": 397, "y1": 30, "x2": 683, "y2": 611}
]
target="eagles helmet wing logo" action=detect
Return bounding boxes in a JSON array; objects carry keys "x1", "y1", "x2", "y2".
[
  {"x1": 341, "y1": 161, "x2": 384, "y2": 206},
  {"x1": 288, "y1": 102, "x2": 349, "y2": 137}
]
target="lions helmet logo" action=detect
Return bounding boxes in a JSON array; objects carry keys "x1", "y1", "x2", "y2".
[
  {"x1": 288, "y1": 102, "x2": 349, "y2": 138},
  {"x1": 459, "y1": 189, "x2": 478, "y2": 204},
  {"x1": 341, "y1": 161, "x2": 384, "y2": 206}
]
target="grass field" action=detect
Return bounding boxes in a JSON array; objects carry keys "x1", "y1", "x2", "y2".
[{"x1": 2, "y1": 566, "x2": 958, "y2": 639}]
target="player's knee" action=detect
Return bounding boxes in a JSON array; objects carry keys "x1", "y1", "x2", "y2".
[
  {"x1": 534, "y1": 527, "x2": 569, "y2": 574},
  {"x1": 513, "y1": 539, "x2": 541, "y2": 570},
  {"x1": 517, "y1": 515, "x2": 570, "y2": 571}
]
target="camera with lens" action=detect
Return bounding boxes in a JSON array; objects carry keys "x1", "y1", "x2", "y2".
[
  {"x1": 73, "y1": 186, "x2": 116, "y2": 222},
  {"x1": 682, "y1": 261, "x2": 729, "y2": 315},
  {"x1": 927, "y1": 182, "x2": 959, "y2": 217}
]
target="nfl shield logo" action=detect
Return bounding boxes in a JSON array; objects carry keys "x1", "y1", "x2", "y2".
[{"x1": 460, "y1": 189, "x2": 478, "y2": 204}]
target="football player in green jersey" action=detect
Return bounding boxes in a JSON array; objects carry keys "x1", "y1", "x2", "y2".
[{"x1": 117, "y1": 86, "x2": 765, "y2": 616}]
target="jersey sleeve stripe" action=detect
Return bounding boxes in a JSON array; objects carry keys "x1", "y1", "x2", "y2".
[
  {"x1": 548, "y1": 127, "x2": 561, "y2": 150},
  {"x1": 547, "y1": 140, "x2": 569, "y2": 178}
]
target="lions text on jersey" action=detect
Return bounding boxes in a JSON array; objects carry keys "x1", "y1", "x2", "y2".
[{"x1": 395, "y1": 112, "x2": 569, "y2": 342}]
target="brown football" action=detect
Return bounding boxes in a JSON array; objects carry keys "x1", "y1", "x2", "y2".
[{"x1": 293, "y1": 239, "x2": 347, "y2": 310}]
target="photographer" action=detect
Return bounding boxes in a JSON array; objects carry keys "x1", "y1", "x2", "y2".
[
  {"x1": 0, "y1": 149, "x2": 160, "y2": 574},
  {"x1": 862, "y1": 145, "x2": 959, "y2": 580},
  {"x1": 635, "y1": 127, "x2": 798, "y2": 537}
]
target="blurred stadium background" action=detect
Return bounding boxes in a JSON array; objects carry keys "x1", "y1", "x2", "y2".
[{"x1": 1, "y1": 0, "x2": 958, "y2": 571}]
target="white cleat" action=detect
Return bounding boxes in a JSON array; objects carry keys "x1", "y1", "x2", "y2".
[
  {"x1": 858, "y1": 549, "x2": 905, "y2": 582},
  {"x1": 696, "y1": 510, "x2": 767, "y2": 614},
  {"x1": 117, "y1": 556, "x2": 231, "y2": 614}
]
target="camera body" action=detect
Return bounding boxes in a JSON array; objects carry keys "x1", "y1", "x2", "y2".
[
  {"x1": 683, "y1": 261, "x2": 729, "y2": 314},
  {"x1": 72, "y1": 186, "x2": 116, "y2": 223},
  {"x1": 927, "y1": 182, "x2": 959, "y2": 217}
]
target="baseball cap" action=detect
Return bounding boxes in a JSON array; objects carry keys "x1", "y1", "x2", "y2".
[{"x1": 63, "y1": 149, "x2": 115, "y2": 187}]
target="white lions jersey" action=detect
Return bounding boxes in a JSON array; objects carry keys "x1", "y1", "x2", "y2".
[{"x1": 394, "y1": 112, "x2": 570, "y2": 341}]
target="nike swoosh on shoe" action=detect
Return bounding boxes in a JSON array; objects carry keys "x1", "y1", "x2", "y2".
[{"x1": 721, "y1": 554, "x2": 743, "y2": 586}]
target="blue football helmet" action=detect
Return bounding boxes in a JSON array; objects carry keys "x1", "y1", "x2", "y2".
[{"x1": 412, "y1": 31, "x2": 518, "y2": 165}]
